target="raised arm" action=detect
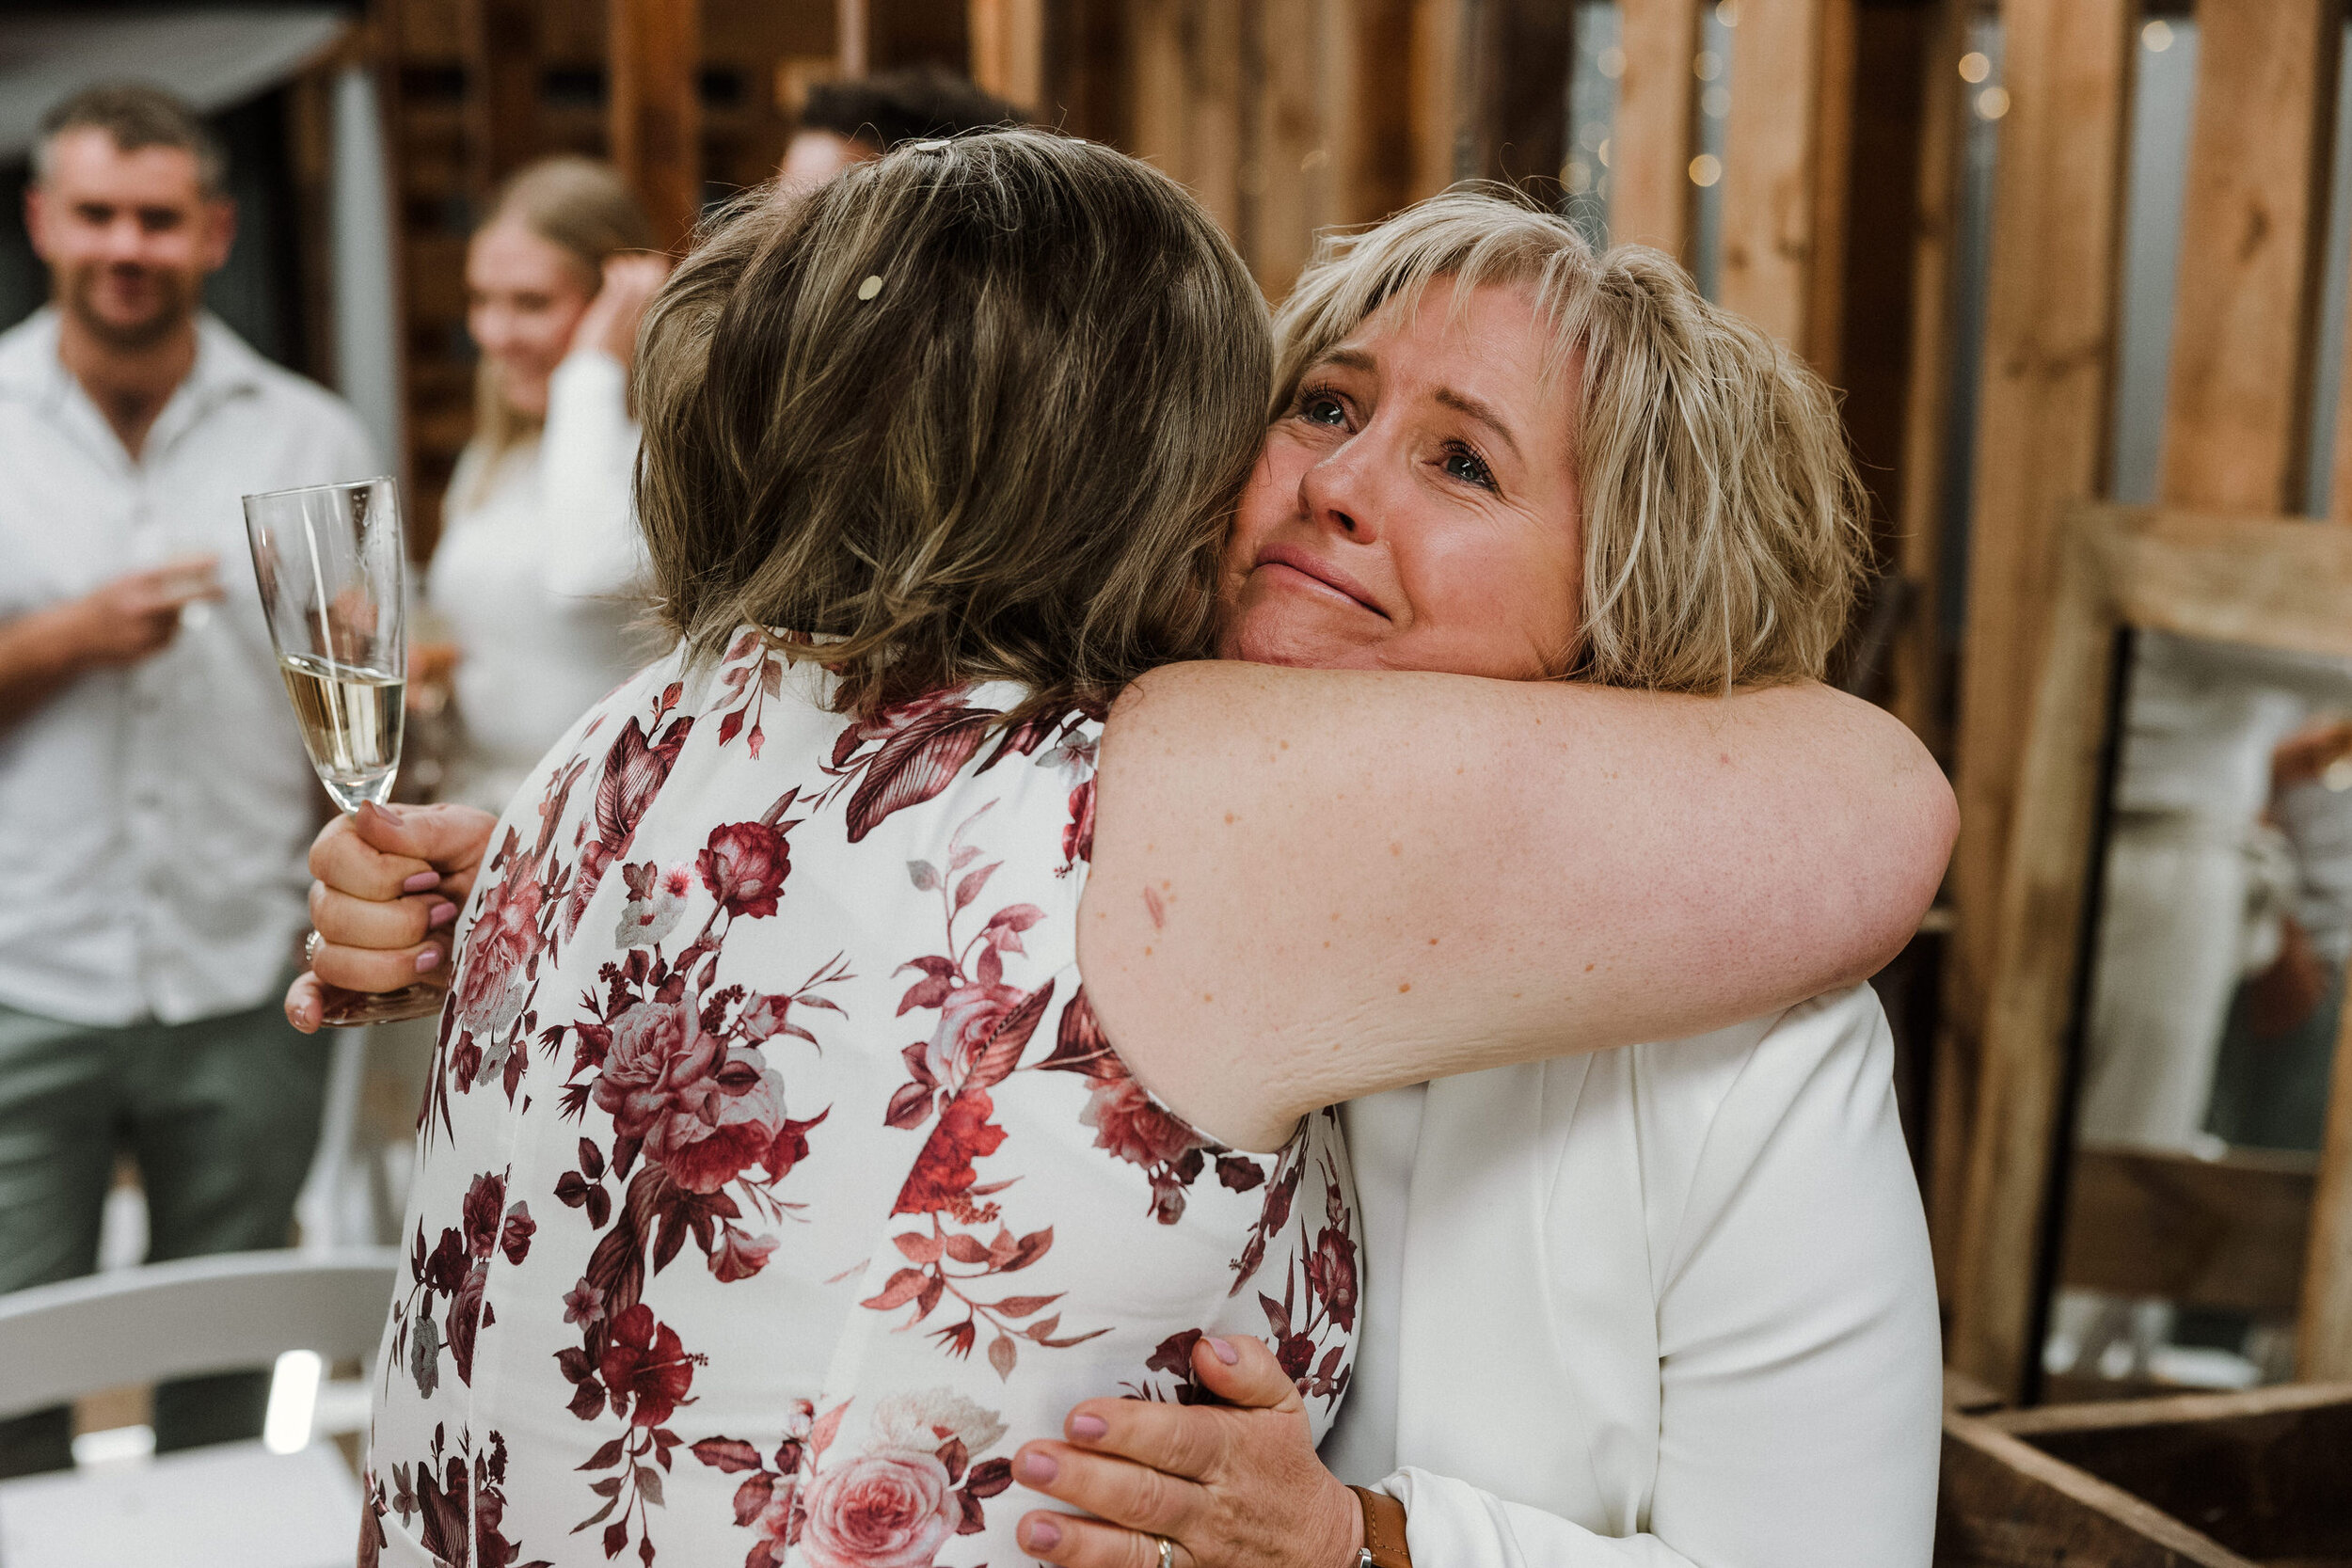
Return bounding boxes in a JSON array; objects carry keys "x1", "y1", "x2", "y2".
[{"x1": 1080, "y1": 662, "x2": 1953, "y2": 1149}]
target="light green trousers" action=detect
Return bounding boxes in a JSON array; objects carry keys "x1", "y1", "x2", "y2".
[{"x1": 0, "y1": 988, "x2": 327, "y2": 1475}]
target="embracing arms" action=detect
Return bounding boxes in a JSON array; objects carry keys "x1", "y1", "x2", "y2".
[{"x1": 1080, "y1": 662, "x2": 1954, "y2": 1149}]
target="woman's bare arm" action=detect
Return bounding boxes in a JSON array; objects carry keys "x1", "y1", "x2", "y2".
[{"x1": 1078, "y1": 662, "x2": 1953, "y2": 1150}]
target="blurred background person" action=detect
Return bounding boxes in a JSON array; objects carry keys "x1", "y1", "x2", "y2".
[
  {"x1": 421, "y1": 156, "x2": 662, "y2": 813},
  {"x1": 779, "y1": 64, "x2": 1025, "y2": 191},
  {"x1": 0, "y1": 82, "x2": 377, "y2": 1475}
]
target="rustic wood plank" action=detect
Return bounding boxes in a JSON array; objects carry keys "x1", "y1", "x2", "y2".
[
  {"x1": 1943, "y1": 0, "x2": 2135, "y2": 1185},
  {"x1": 609, "y1": 0, "x2": 702, "y2": 254},
  {"x1": 1464, "y1": 0, "x2": 1571, "y2": 195},
  {"x1": 1124, "y1": 0, "x2": 1188, "y2": 179},
  {"x1": 1339, "y1": 0, "x2": 1416, "y2": 224},
  {"x1": 1717, "y1": 0, "x2": 1852, "y2": 369},
  {"x1": 1408, "y1": 0, "x2": 1465, "y2": 199},
  {"x1": 838, "y1": 0, "x2": 868, "y2": 76},
  {"x1": 2058, "y1": 1146, "x2": 2315, "y2": 1314},
  {"x1": 1253, "y1": 0, "x2": 1326, "y2": 297},
  {"x1": 2158, "y1": 0, "x2": 2343, "y2": 515},
  {"x1": 2302, "y1": 986, "x2": 2352, "y2": 1377},
  {"x1": 1612, "y1": 0, "x2": 1703, "y2": 262},
  {"x1": 969, "y1": 0, "x2": 1045, "y2": 110},
  {"x1": 2101, "y1": 506, "x2": 2352, "y2": 657},
  {"x1": 1949, "y1": 504, "x2": 2124, "y2": 1398},
  {"x1": 460, "y1": 0, "x2": 538, "y2": 191},
  {"x1": 1937, "y1": 1412, "x2": 2259, "y2": 1568},
  {"x1": 1184, "y1": 0, "x2": 1246, "y2": 246},
  {"x1": 1992, "y1": 1386, "x2": 2352, "y2": 1566}
]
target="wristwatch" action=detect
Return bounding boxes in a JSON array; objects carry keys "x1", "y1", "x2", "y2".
[{"x1": 1349, "y1": 1486, "x2": 1411, "y2": 1568}]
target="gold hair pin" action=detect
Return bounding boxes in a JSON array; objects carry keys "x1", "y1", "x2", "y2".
[{"x1": 856, "y1": 275, "x2": 883, "y2": 301}]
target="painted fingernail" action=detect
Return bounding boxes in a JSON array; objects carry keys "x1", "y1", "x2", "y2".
[
  {"x1": 416, "y1": 948, "x2": 443, "y2": 973},
  {"x1": 428, "y1": 901, "x2": 458, "y2": 927},
  {"x1": 1207, "y1": 1337, "x2": 1240, "y2": 1365},
  {"x1": 403, "y1": 871, "x2": 440, "y2": 893},
  {"x1": 1020, "y1": 1450, "x2": 1057, "y2": 1484},
  {"x1": 1069, "y1": 1414, "x2": 1106, "y2": 1441},
  {"x1": 1025, "y1": 1518, "x2": 1061, "y2": 1551}
]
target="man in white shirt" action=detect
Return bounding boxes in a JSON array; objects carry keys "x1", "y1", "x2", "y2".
[{"x1": 0, "y1": 82, "x2": 379, "y2": 1474}]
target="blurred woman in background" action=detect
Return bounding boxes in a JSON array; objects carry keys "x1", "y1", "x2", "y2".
[{"x1": 424, "y1": 156, "x2": 667, "y2": 810}]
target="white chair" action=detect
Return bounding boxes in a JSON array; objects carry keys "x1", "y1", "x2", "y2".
[{"x1": 0, "y1": 1248, "x2": 396, "y2": 1568}]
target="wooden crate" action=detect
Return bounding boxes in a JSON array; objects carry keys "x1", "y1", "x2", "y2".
[{"x1": 1938, "y1": 1384, "x2": 2352, "y2": 1568}]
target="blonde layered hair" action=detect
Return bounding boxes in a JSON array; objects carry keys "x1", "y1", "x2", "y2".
[
  {"x1": 1275, "y1": 189, "x2": 1870, "y2": 691},
  {"x1": 469, "y1": 157, "x2": 656, "y2": 485},
  {"x1": 634, "y1": 130, "x2": 1270, "y2": 719}
]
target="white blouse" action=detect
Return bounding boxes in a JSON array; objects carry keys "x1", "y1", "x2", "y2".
[
  {"x1": 1324, "y1": 985, "x2": 1942, "y2": 1568},
  {"x1": 426, "y1": 349, "x2": 657, "y2": 813}
]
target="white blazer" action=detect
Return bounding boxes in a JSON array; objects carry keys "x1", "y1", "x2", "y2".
[{"x1": 1322, "y1": 985, "x2": 1941, "y2": 1567}]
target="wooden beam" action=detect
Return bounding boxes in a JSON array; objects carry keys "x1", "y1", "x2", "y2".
[
  {"x1": 609, "y1": 0, "x2": 703, "y2": 256},
  {"x1": 1253, "y1": 0, "x2": 1327, "y2": 297},
  {"x1": 1465, "y1": 0, "x2": 1572, "y2": 195},
  {"x1": 1339, "y1": 0, "x2": 1416, "y2": 225},
  {"x1": 1408, "y1": 0, "x2": 1466, "y2": 199},
  {"x1": 1937, "y1": 1412, "x2": 2260, "y2": 1568},
  {"x1": 460, "y1": 0, "x2": 538, "y2": 193},
  {"x1": 1892, "y1": 0, "x2": 1964, "y2": 762},
  {"x1": 1949, "y1": 505, "x2": 2123, "y2": 1398},
  {"x1": 1613, "y1": 0, "x2": 1704, "y2": 263},
  {"x1": 970, "y1": 0, "x2": 1045, "y2": 110},
  {"x1": 2158, "y1": 0, "x2": 2344, "y2": 514},
  {"x1": 2058, "y1": 1146, "x2": 2315, "y2": 1315},
  {"x1": 839, "y1": 0, "x2": 869, "y2": 76},
  {"x1": 1717, "y1": 0, "x2": 1854, "y2": 371},
  {"x1": 1944, "y1": 0, "x2": 2134, "y2": 1142},
  {"x1": 1186, "y1": 0, "x2": 1247, "y2": 246},
  {"x1": 2303, "y1": 994, "x2": 2352, "y2": 1377}
]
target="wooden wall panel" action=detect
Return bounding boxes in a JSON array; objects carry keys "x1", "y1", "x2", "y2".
[
  {"x1": 1719, "y1": 0, "x2": 1853, "y2": 370},
  {"x1": 1613, "y1": 0, "x2": 1704, "y2": 263},
  {"x1": 461, "y1": 0, "x2": 539, "y2": 189},
  {"x1": 1409, "y1": 0, "x2": 1467, "y2": 199},
  {"x1": 609, "y1": 0, "x2": 703, "y2": 254},
  {"x1": 1255, "y1": 0, "x2": 1328, "y2": 298},
  {"x1": 970, "y1": 0, "x2": 1046, "y2": 109},
  {"x1": 1466, "y1": 0, "x2": 1572, "y2": 194},
  {"x1": 1944, "y1": 0, "x2": 2135, "y2": 1134},
  {"x1": 2159, "y1": 0, "x2": 2343, "y2": 514}
]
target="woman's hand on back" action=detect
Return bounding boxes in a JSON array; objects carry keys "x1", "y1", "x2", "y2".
[
  {"x1": 284, "y1": 800, "x2": 498, "y2": 1032},
  {"x1": 570, "y1": 252, "x2": 673, "y2": 369},
  {"x1": 1014, "y1": 1335, "x2": 1361, "y2": 1568}
]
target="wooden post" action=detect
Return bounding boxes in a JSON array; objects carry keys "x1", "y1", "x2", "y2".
[
  {"x1": 1254, "y1": 0, "x2": 1328, "y2": 297},
  {"x1": 2158, "y1": 0, "x2": 2343, "y2": 515},
  {"x1": 839, "y1": 0, "x2": 869, "y2": 77},
  {"x1": 1408, "y1": 0, "x2": 1467, "y2": 199},
  {"x1": 460, "y1": 0, "x2": 539, "y2": 193},
  {"x1": 1944, "y1": 0, "x2": 2134, "y2": 1129},
  {"x1": 1613, "y1": 0, "x2": 1704, "y2": 263},
  {"x1": 609, "y1": 0, "x2": 703, "y2": 256},
  {"x1": 1717, "y1": 0, "x2": 1854, "y2": 372},
  {"x1": 970, "y1": 0, "x2": 1045, "y2": 109},
  {"x1": 1338, "y1": 0, "x2": 1417, "y2": 225},
  {"x1": 1950, "y1": 508, "x2": 2124, "y2": 1396},
  {"x1": 2306, "y1": 998, "x2": 2352, "y2": 1377},
  {"x1": 1465, "y1": 0, "x2": 1572, "y2": 194}
]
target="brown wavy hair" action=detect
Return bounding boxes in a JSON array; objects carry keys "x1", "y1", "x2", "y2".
[{"x1": 634, "y1": 130, "x2": 1269, "y2": 719}]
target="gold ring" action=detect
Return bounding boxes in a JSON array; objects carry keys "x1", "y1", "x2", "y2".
[
  {"x1": 1154, "y1": 1538, "x2": 1173, "y2": 1568},
  {"x1": 305, "y1": 931, "x2": 324, "y2": 967}
]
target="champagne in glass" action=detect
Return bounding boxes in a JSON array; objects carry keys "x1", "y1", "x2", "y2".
[{"x1": 244, "y1": 477, "x2": 441, "y2": 1025}]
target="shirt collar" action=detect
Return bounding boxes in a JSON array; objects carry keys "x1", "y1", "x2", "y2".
[{"x1": 0, "y1": 307, "x2": 266, "y2": 413}]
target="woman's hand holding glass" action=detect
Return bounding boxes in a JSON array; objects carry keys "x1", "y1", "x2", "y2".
[
  {"x1": 1013, "y1": 1335, "x2": 1364, "y2": 1568},
  {"x1": 283, "y1": 800, "x2": 499, "y2": 1033}
]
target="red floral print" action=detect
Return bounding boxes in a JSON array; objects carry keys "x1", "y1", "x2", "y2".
[{"x1": 367, "y1": 637, "x2": 1357, "y2": 1568}]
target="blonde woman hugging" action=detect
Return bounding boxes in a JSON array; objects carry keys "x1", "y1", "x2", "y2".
[{"x1": 297, "y1": 140, "x2": 1949, "y2": 1568}]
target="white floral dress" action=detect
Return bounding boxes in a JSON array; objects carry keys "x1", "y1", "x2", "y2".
[{"x1": 363, "y1": 633, "x2": 1360, "y2": 1568}]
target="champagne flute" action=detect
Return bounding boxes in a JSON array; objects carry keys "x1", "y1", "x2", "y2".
[{"x1": 243, "y1": 477, "x2": 442, "y2": 1025}]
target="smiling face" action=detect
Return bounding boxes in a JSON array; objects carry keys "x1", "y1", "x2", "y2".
[
  {"x1": 1217, "y1": 280, "x2": 1584, "y2": 679},
  {"x1": 25, "y1": 128, "x2": 231, "y2": 352},
  {"x1": 467, "y1": 218, "x2": 597, "y2": 419}
]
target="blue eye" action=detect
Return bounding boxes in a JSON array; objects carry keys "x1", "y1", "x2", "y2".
[{"x1": 1443, "y1": 445, "x2": 1496, "y2": 490}]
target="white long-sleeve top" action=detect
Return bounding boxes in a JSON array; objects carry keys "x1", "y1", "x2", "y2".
[
  {"x1": 1322, "y1": 985, "x2": 1942, "y2": 1568},
  {"x1": 426, "y1": 348, "x2": 660, "y2": 813}
]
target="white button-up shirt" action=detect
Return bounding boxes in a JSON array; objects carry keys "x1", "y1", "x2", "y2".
[{"x1": 0, "y1": 309, "x2": 380, "y2": 1026}]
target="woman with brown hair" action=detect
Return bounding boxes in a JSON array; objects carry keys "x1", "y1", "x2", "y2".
[
  {"x1": 425, "y1": 156, "x2": 667, "y2": 811},
  {"x1": 297, "y1": 135, "x2": 1948, "y2": 1568}
]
